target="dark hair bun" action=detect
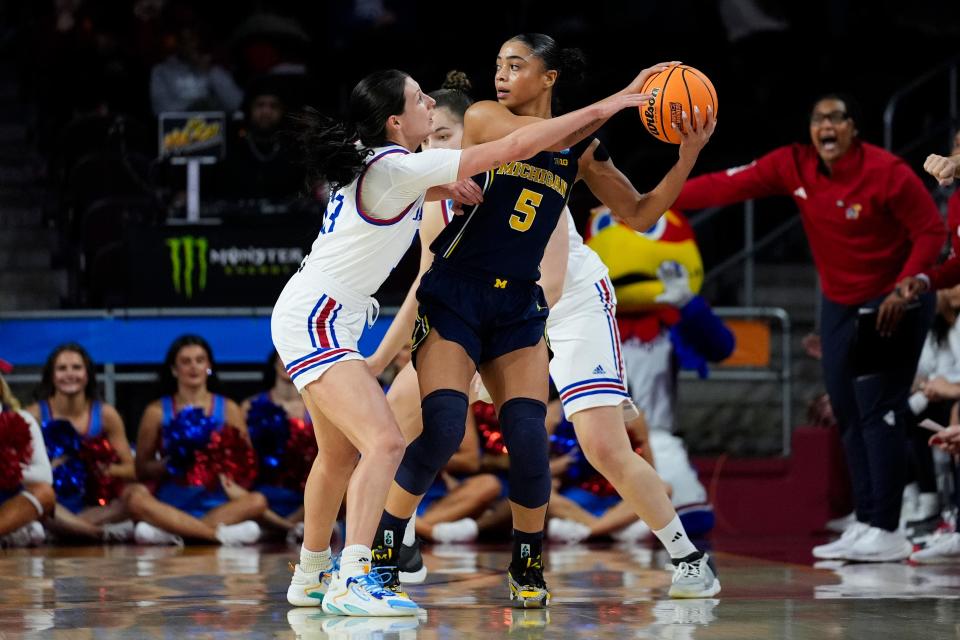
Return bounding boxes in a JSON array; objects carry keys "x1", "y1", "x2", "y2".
[{"x1": 442, "y1": 70, "x2": 472, "y2": 93}]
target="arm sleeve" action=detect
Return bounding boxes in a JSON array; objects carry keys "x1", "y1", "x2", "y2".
[
  {"x1": 19, "y1": 410, "x2": 52, "y2": 486},
  {"x1": 673, "y1": 146, "x2": 794, "y2": 210},
  {"x1": 887, "y1": 162, "x2": 947, "y2": 282},
  {"x1": 930, "y1": 256, "x2": 960, "y2": 290},
  {"x1": 361, "y1": 149, "x2": 462, "y2": 220}
]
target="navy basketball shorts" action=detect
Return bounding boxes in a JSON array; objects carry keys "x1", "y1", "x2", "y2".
[{"x1": 411, "y1": 263, "x2": 549, "y2": 367}]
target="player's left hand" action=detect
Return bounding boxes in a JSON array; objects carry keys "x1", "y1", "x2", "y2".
[
  {"x1": 677, "y1": 105, "x2": 716, "y2": 161},
  {"x1": 876, "y1": 290, "x2": 907, "y2": 337}
]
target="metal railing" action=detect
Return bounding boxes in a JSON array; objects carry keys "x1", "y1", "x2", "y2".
[
  {"x1": 678, "y1": 306, "x2": 793, "y2": 456},
  {"x1": 883, "y1": 52, "x2": 960, "y2": 155},
  {"x1": 691, "y1": 200, "x2": 807, "y2": 307}
]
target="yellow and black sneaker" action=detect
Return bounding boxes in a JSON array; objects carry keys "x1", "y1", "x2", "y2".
[
  {"x1": 508, "y1": 556, "x2": 551, "y2": 609},
  {"x1": 371, "y1": 544, "x2": 411, "y2": 599}
]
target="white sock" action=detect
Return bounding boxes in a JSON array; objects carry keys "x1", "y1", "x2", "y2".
[
  {"x1": 403, "y1": 515, "x2": 416, "y2": 546},
  {"x1": 653, "y1": 515, "x2": 698, "y2": 559},
  {"x1": 299, "y1": 545, "x2": 332, "y2": 574},
  {"x1": 339, "y1": 544, "x2": 371, "y2": 578}
]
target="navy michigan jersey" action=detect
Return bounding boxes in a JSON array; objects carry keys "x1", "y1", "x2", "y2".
[{"x1": 430, "y1": 137, "x2": 595, "y2": 283}]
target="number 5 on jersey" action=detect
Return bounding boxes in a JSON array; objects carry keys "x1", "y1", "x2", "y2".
[{"x1": 510, "y1": 188, "x2": 542, "y2": 232}]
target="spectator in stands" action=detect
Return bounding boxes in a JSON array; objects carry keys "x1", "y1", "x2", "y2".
[
  {"x1": 896, "y1": 131, "x2": 960, "y2": 294},
  {"x1": 150, "y1": 26, "x2": 243, "y2": 116},
  {"x1": 902, "y1": 286, "x2": 960, "y2": 533},
  {"x1": 239, "y1": 352, "x2": 311, "y2": 541},
  {"x1": 912, "y1": 396, "x2": 960, "y2": 563},
  {"x1": 218, "y1": 76, "x2": 305, "y2": 201},
  {"x1": 25, "y1": 343, "x2": 137, "y2": 543},
  {"x1": 673, "y1": 93, "x2": 945, "y2": 562},
  {"x1": 923, "y1": 131, "x2": 960, "y2": 187},
  {"x1": 0, "y1": 362, "x2": 55, "y2": 548},
  {"x1": 127, "y1": 335, "x2": 266, "y2": 545}
]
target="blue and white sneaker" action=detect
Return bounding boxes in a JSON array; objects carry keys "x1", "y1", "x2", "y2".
[
  {"x1": 287, "y1": 559, "x2": 336, "y2": 607},
  {"x1": 321, "y1": 615, "x2": 421, "y2": 635},
  {"x1": 321, "y1": 569, "x2": 419, "y2": 617},
  {"x1": 668, "y1": 552, "x2": 721, "y2": 598}
]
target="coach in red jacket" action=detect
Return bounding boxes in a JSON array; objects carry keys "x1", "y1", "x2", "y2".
[{"x1": 674, "y1": 94, "x2": 945, "y2": 563}]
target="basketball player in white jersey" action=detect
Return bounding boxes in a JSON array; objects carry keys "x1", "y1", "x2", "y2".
[
  {"x1": 367, "y1": 73, "x2": 720, "y2": 599},
  {"x1": 275, "y1": 67, "x2": 654, "y2": 615}
]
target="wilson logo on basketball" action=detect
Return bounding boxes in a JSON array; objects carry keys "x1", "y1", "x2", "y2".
[{"x1": 643, "y1": 87, "x2": 661, "y2": 137}]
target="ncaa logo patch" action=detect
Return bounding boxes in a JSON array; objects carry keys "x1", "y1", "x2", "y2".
[
  {"x1": 520, "y1": 544, "x2": 530, "y2": 559},
  {"x1": 384, "y1": 530, "x2": 394, "y2": 548}
]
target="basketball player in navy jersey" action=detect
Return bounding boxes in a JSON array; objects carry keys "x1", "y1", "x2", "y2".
[{"x1": 370, "y1": 34, "x2": 715, "y2": 608}]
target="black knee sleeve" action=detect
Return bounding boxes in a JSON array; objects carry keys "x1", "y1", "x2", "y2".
[
  {"x1": 500, "y1": 398, "x2": 551, "y2": 508},
  {"x1": 395, "y1": 389, "x2": 468, "y2": 495}
]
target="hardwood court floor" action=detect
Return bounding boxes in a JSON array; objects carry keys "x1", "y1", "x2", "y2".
[{"x1": 1, "y1": 539, "x2": 959, "y2": 639}]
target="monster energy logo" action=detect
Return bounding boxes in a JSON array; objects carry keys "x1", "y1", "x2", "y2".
[{"x1": 166, "y1": 236, "x2": 209, "y2": 298}]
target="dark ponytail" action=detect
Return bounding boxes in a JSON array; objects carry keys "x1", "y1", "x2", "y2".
[
  {"x1": 297, "y1": 69, "x2": 410, "y2": 190},
  {"x1": 429, "y1": 70, "x2": 474, "y2": 122},
  {"x1": 508, "y1": 34, "x2": 587, "y2": 86},
  {"x1": 507, "y1": 34, "x2": 586, "y2": 112}
]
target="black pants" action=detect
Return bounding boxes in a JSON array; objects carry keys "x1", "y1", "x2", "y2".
[{"x1": 820, "y1": 292, "x2": 935, "y2": 531}]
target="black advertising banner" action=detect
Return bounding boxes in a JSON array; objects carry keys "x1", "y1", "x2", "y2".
[{"x1": 126, "y1": 219, "x2": 318, "y2": 306}]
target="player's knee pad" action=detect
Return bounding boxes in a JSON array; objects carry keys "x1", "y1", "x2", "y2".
[
  {"x1": 500, "y1": 397, "x2": 551, "y2": 508},
  {"x1": 395, "y1": 389, "x2": 468, "y2": 495}
]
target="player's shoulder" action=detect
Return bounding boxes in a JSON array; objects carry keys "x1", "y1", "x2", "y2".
[{"x1": 465, "y1": 100, "x2": 511, "y2": 119}]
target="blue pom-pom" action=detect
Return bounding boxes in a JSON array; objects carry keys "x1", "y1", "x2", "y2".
[
  {"x1": 246, "y1": 398, "x2": 290, "y2": 481},
  {"x1": 52, "y1": 457, "x2": 87, "y2": 501},
  {"x1": 162, "y1": 407, "x2": 218, "y2": 477},
  {"x1": 550, "y1": 418, "x2": 592, "y2": 482},
  {"x1": 42, "y1": 419, "x2": 83, "y2": 460}
]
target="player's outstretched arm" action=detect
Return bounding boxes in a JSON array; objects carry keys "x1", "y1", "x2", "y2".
[
  {"x1": 580, "y1": 106, "x2": 716, "y2": 232},
  {"x1": 456, "y1": 89, "x2": 653, "y2": 179}
]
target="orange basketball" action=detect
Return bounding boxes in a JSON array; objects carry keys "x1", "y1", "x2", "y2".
[{"x1": 639, "y1": 64, "x2": 717, "y2": 144}]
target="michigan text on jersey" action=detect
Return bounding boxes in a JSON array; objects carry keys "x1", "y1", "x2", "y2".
[{"x1": 495, "y1": 161, "x2": 568, "y2": 198}]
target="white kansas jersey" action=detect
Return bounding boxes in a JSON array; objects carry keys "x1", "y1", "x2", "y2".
[
  {"x1": 301, "y1": 144, "x2": 461, "y2": 296},
  {"x1": 562, "y1": 207, "x2": 609, "y2": 294}
]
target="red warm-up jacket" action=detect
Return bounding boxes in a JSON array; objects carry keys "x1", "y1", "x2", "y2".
[
  {"x1": 926, "y1": 191, "x2": 960, "y2": 289},
  {"x1": 674, "y1": 141, "x2": 945, "y2": 306}
]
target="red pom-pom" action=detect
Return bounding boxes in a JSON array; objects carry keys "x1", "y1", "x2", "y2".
[
  {"x1": 187, "y1": 426, "x2": 258, "y2": 490},
  {"x1": 78, "y1": 436, "x2": 123, "y2": 506},
  {"x1": 0, "y1": 411, "x2": 33, "y2": 491},
  {"x1": 280, "y1": 418, "x2": 317, "y2": 492},
  {"x1": 473, "y1": 401, "x2": 508, "y2": 455}
]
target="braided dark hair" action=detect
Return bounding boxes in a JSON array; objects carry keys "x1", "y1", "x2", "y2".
[{"x1": 297, "y1": 69, "x2": 410, "y2": 190}]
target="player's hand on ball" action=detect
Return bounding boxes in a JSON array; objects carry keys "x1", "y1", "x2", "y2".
[
  {"x1": 625, "y1": 61, "x2": 680, "y2": 95},
  {"x1": 678, "y1": 105, "x2": 716, "y2": 160}
]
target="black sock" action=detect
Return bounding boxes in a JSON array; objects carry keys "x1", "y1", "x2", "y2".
[
  {"x1": 374, "y1": 510, "x2": 408, "y2": 556},
  {"x1": 511, "y1": 529, "x2": 544, "y2": 571}
]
